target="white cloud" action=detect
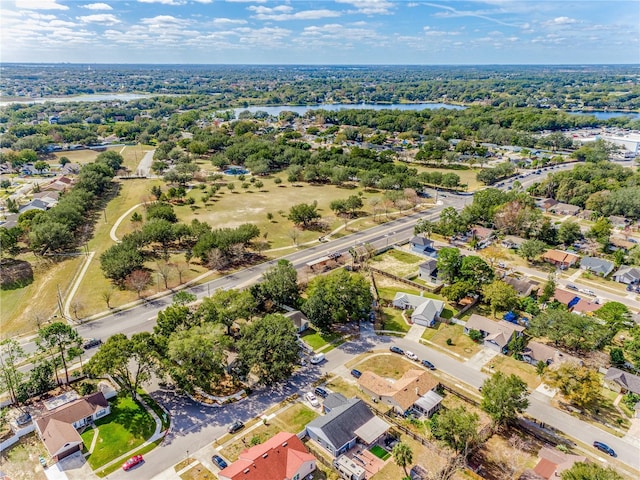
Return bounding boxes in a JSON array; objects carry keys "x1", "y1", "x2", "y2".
[
  {"x1": 211, "y1": 18, "x2": 247, "y2": 25},
  {"x1": 423, "y1": 26, "x2": 460, "y2": 36},
  {"x1": 140, "y1": 15, "x2": 191, "y2": 27},
  {"x1": 138, "y1": 0, "x2": 185, "y2": 5},
  {"x1": 335, "y1": 0, "x2": 394, "y2": 15},
  {"x1": 225, "y1": 0, "x2": 266, "y2": 3},
  {"x1": 81, "y1": 3, "x2": 112, "y2": 10},
  {"x1": 16, "y1": 0, "x2": 69, "y2": 10},
  {"x1": 544, "y1": 16, "x2": 578, "y2": 26},
  {"x1": 248, "y1": 5, "x2": 340, "y2": 21},
  {"x1": 193, "y1": 0, "x2": 212, "y2": 3},
  {"x1": 78, "y1": 14, "x2": 120, "y2": 25}
]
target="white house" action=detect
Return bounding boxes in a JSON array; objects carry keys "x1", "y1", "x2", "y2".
[{"x1": 392, "y1": 292, "x2": 444, "y2": 327}]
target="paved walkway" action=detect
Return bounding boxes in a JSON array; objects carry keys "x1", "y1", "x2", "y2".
[
  {"x1": 135, "y1": 149, "x2": 155, "y2": 177},
  {"x1": 64, "y1": 251, "x2": 95, "y2": 321},
  {"x1": 110, "y1": 202, "x2": 145, "y2": 242},
  {"x1": 465, "y1": 347, "x2": 499, "y2": 371}
]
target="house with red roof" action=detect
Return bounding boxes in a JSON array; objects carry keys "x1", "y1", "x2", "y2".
[{"x1": 218, "y1": 431, "x2": 316, "y2": 480}]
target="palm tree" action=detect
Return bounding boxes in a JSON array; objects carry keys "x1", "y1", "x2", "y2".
[{"x1": 392, "y1": 442, "x2": 413, "y2": 478}]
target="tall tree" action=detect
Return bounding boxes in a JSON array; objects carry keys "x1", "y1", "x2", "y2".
[
  {"x1": 0, "y1": 339, "x2": 25, "y2": 404},
  {"x1": 260, "y1": 259, "x2": 300, "y2": 307},
  {"x1": 481, "y1": 372, "x2": 529, "y2": 428},
  {"x1": 85, "y1": 333, "x2": 156, "y2": 399},
  {"x1": 557, "y1": 220, "x2": 582, "y2": 246},
  {"x1": 544, "y1": 364, "x2": 601, "y2": 409},
  {"x1": 518, "y1": 239, "x2": 546, "y2": 263},
  {"x1": 199, "y1": 288, "x2": 257, "y2": 335},
  {"x1": 237, "y1": 314, "x2": 300, "y2": 385},
  {"x1": 459, "y1": 256, "x2": 494, "y2": 290},
  {"x1": 436, "y1": 247, "x2": 462, "y2": 284},
  {"x1": 37, "y1": 322, "x2": 81, "y2": 385},
  {"x1": 482, "y1": 280, "x2": 519, "y2": 316},
  {"x1": 288, "y1": 201, "x2": 320, "y2": 227},
  {"x1": 430, "y1": 406, "x2": 479, "y2": 454},
  {"x1": 392, "y1": 442, "x2": 413, "y2": 478},
  {"x1": 561, "y1": 462, "x2": 623, "y2": 480}
]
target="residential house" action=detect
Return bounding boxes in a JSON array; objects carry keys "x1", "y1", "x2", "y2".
[
  {"x1": 411, "y1": 299, "x2": 445, "y2": 327},
  {"x1": 551, "y1": 289, "x2": 601, "y2": 315},
  {"x1": 463, "y1": 314, "x2": 525, "y2": 354},
  {"x1": 577, "y1": 209, "x2": 595, "y2": 221},
  {"x1": 503, "y1": 276, "x2": 539, "y2": 297},
  {"x1": 34, "y1": 392, "x2": 110, "y2": 462},
  {"x1": 501, "y1": 235, "x2": 526, "y2": 249},
  {"x1": 418, "y1": 259, "x2": 438, "y2": 281},
  {"x1": 469, "y1": 226, "x2": 495, "y2": 246},
  {"x1": 610, "y1": 237, "x2": 636, "y2": 252},
  {"x1": 541, "y1": 249, "x2": 580, "y2": 269},
  {"x1": 18, "y1": 199, "x2": 50, "y2": 214},
  {"x1": 536, "y1": 198, "x2": 559, "y2": 212},
  {"x1": 549, "y1": 203, "x2": 581, "y2": 216},
  {"x1": 409, "y1": 236, "x2": 437, "y2": 257},
  {"x1": 603, "y1": 368, "x2": 640, "y2": 395},
  {"x1": 33, "y1": 190, "x2": 60, "y2": 206},
  {"x1": 532, "y1": 447, "x2": 588, "y2": 480},
  {"x1": 217, "y1": 432, "x2": 316, "y2": 480},
  {"x1": 305, "y1": 398, "x2": 390, "y2": 457},
  {"x1": 579, "y1": 257, "x2": 615, "y2": 277},
  {"x1": 0, "y1": 213, "x2": 19, "y2": 230},
  {"x1": 609, "y1": 216, "x2": 628, "y2": 229},
  {"x1": 59, "y1": 162, "x2": 81, "y2": 175},
  {"x1": 283, "y1": 309, "x2": 309, "y2": 334},
  {"x1": 358, "y1": 369, "x2": 441, "y2": 417},
  {"x1": 521, "y1": 341, "x2": 582, "y2": 367},
  {"x1": 612, "y1": 266, "x2": 640, "y2": 285},
  {"x1": 322, "y1": 393, "x2": 348, "y2": 414}
]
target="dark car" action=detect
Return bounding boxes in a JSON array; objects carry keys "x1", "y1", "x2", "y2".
[
  {"x1": 212, "y1": 455, "x2": 228, "y2": 469},
  {"x1": 351, "y1": 369, "x2": 362, "y2": 378},
  {"x1": 390, "y1": 346, "x2": 404, "y2": 355},
  {"x1": 83, "y1": 338, "x2": 102, "y2": 350},
  {"x1": 421, "y1": 359, "x2": 436, "y2": 370},
  {"x1": 122, "y1": 455, "x2": 144, "y2": 471},
  {"x1": 314, "y1": 387, "x2": 329, "y2": 398},
  {"x1": 228, "y1": 420, "x2": 244, "y2": 434},
  {"x1": 593, "y1": 441, "x2": 616, "y2": 456},
  {"x1": 566, "y1": 284, "x2": 579, "y2": 291}
]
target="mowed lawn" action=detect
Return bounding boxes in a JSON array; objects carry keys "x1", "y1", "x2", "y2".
[
  {"x1": 356, "y1": 354, "x2": 417, "y2": 379},
  {"x1": 410, "y1": 164, "x2": 483, "y2": 191},
  {"x1": 82, "y1": 394, "x2": 156, "y2": 469}
]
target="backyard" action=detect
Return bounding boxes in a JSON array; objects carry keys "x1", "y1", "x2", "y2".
[
  {"x1": 0, "y1": 433, "x2": 48, "y2": 480},
  {"x1": 81, "y1": 394, "x2": 156, "y2": 470},
  {"x1": 370, "y1": 249, "x2": 426, "y2": 278}
]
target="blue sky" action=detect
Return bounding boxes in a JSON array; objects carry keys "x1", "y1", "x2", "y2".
[{"x1": 1, "y1": 1, "x2": 638, "y2": 64}]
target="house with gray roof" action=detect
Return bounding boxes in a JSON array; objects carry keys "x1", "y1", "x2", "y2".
[
  {"x1": 613, "y1": 266, "x2": 640, "y2": 285},
  {"x1": 522, "y1": 341, "x2": 582, "y2": 367},
  {"x1": 549, "y1": 203, "x2": 581, "y2": 216},
  {"x1": 305, "y1": 398, "x2": 390, "y2": 457},
  {"x1": 418, "y1": 259, "x2": 438, "y2": 281},
  {"x1": 579, "y1": 256, "x2": 615, "y2": 277},
  {"x1": 463, "y1": 314, "x2": 525, "y2": 354},
  {"x1": 503, "y1": 276, "x2": 539, "y2": 296},
  {"x1": 410, "y1": 236, "x2": 436, "y2": 257},
  {"x1": 18, "y1": 199, "x2": 50, "y2": 214},
  {"x1": 392, "y1": 292, "x2": 444, "y2": 327},
  {"x1": 604, "y1": 368, "x2": 640, "y2": 395}
]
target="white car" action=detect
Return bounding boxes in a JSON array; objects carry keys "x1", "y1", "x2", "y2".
[
  {"x1": 405, "y1": 351, "x2": 418, "y2": 361},
  {"x1": 581, "y1": 289, "x2": 596, "y2": 296},
  {"x1": 305, "y1": 392, "x2": 320, "y2": 407},
  {"x1": 310, "y1": 353, "x2": 325, "y2": 364}
]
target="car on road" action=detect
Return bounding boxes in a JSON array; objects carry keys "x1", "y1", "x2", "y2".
[
  {"x1": 593, "y1": 441, "x2": 616, "y2": 457},
  {"x1": 212, "y1": 455, "x2": 228, "y2": 469},
  {"x1": 83, "y1": 338, "x2": 102, "y2": 350},
  {"x1": 405, "y1": 351, "x2": 418, "y2": 361},
  {"x1": 421, "y1": 359, "x2": 436, "y2": 370},
  {"x1": 390, "y1": 346, "x2": 404, "y2": 355},
  {"x1": 351, "y1": 369, "x2": 362, "y2": 378},
  {"x1": 228, "y1": 420, "x2": 244, "y2": 434},
  {"x1": 314, "y1": 387, "x2": 329, "y2": 398},
  {"x1": 305, "y1": 392, "x2": 320, "y2": 407},
  {"x1": 580, "y1": 288, "x2": 596, "y2": 296},
  {"x1": 122, "y1": 455, "x2": 144, "y2": 471},
  {"x1": 310, "y1": 353, "x2": 325, "y2": 364},
  {"x1": 566, "y1": 284, "x2": 579, "y2": 291}
]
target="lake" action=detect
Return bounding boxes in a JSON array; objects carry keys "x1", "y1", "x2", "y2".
[
  {"x1": 566, "y1": 110, "x2": 640, "y2": 120},
  {"x1": 230, "y1": 103, "x2": 465, "y2": 118}
]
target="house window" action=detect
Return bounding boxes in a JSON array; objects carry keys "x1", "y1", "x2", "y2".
[
  {"x1": 95, "y1": 409, "x2": 107, "y2": 418},
  {"x1": 293, "y1": 475, "x2": 300, "y2": 480}
]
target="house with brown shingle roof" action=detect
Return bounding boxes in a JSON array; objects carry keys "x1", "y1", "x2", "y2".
[
  {"x1": 551, "y1": 289, "x2": 601, "y2": 315},
  {"x1": 541, "y1": 249, "x2": 580, "y2": 269},
  {"x1": 532, "y1": 447, "x2": 587, "y2": 480},
  {"x1": 34, "y1": 392, "x2": 110, "y2": 462},
  {"x1": 357, "y1": 369, "x2": 441, "y2": 417},
  {"x1": 218, "y1": 431, "x2": 316, "y2": 480},
  {"x1": 522, "y1": 341, "x2": 582, "y2": 368}
]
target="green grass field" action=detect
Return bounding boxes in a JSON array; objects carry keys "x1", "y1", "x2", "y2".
[
  {"x1": 82, "y1": 394, "x2": 156, "y2": 470},
  {"x1": 369, "y1": 444, "x2": 391, "y2": 460},
  {"x1": 300, "y1": 328, "x2": 342, "y2": 350}
]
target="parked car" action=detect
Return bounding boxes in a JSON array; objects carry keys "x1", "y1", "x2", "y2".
[
  {"x1": 314, "y1": 387, "x2": 329, "y2": 398},
  {"x1": 83, "y1": 338, "x2": 102, "y2": 350},
  {"x1": 390, "y1": 346, "x2": 404, "y2": 355},
  {"x1": 122, "y1": 455, "x2": 144, "y2": 471},
  {"x1": 350, "y1": 369, "x2": 362, "y2": 378},
  {"x1": 211, "y1": 455, "x2": 228, "y2": 469},
  {"x1": 310, "y1": 353, "x2": 325, "y2": 364},
  {"x1": 421, "y1": 359, "x2": 436, "y2": 370},
  {"x1": 593, "y1": 441, "x2": 616, "y2": 457},
  {"x1": 580, "y1": 289, "x2": 596, "y2": 296},
  {"x1": 405, "y1": 351, "x2": 418, "y2": 361},
  {"x1": 228, "y1": 420, "x2": 244, "y2": 434},
  {"x1": 305, "y1": 392, "x2": 320, "y2": 407},
  {"x1": 566, "y1": 284, "x2": 579, "y2": 291}
]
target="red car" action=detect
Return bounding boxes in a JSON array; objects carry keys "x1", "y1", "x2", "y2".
[{"x1": 122, "y1": 455, "x2": 144, "y2": 471}]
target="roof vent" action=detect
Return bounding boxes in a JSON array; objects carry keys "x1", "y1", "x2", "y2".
[
  {"x1": 282, "y1": 442, "x2": 288, "y2": 447},
  {"x1": 262, "y1": 453, "x2": 268, "y2": 458},
  {"x1": 244, "y1": 468, "x2": 250, "y2": 474}
]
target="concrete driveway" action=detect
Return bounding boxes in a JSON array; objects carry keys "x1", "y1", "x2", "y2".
[{"x1": 465, "y1": 347, "x2": 499, "y2": 371}]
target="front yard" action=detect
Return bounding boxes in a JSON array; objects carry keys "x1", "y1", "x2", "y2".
[
  {"x1": 219, "y1": 403, "x2": 318, "y2": 461},
  {"x1": 301, "y1": 328, "x2": 342, "y2": 351},
  {"x1": 482, "y1": 355, "x2": 541, "y2": 390},
  {"x1": 81, "y1": 394, "x2": 156, "y2": 469},
  {"x1": 355, "y1": 353, "x2": 418, "y2": 379},
  {"x1": 421, "y1": 323, "x2": 481, "y2": 359}
]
